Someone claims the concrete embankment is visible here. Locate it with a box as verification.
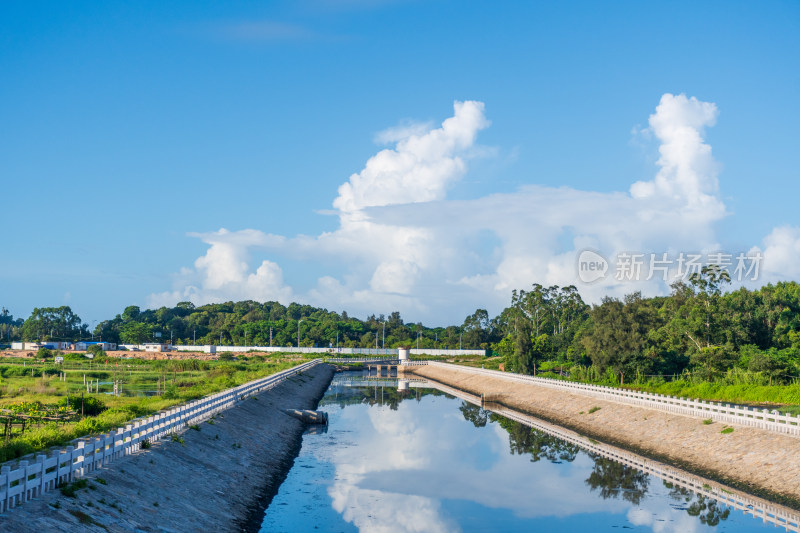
[407,364,800,507]
[0,363,335,532]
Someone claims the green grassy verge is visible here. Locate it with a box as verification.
[0,354,312,462]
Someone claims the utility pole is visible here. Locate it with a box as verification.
[193,329,196,344]
[382,321,385,349]
[459,332,462,350]
[298,319,304,348]
[270,327,273,347]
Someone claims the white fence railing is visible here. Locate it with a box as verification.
[0,359,322,512]
[421,379,800,533]
[410,349,485,356]
[169,346,486,356]
[326,356,398,363]
[422,361,800,438]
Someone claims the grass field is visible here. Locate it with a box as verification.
[0,352,313,462]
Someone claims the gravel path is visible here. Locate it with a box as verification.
[409,364,800,506]
[0,364,335,532]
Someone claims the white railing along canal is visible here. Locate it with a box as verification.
[415,361,800,437]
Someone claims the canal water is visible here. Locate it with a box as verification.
[260,374,787,532]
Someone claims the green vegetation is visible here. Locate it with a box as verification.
[68,509,95,525]
[60,478,88,497]
[4,301,496,350]
[469,274,800,409]
[4,264,800,436]
[721,427,734,434]
[0,354,309,462]
[588,406,601,414]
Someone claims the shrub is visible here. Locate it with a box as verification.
[162,384,179,399]
[588,406,601,414]
[87,344,105,355]
[37,347,53,359]
[140,438,151,449]
[59,395,106,416]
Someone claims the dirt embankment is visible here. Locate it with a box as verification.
[408,365,800,506]
[0,364,335,532]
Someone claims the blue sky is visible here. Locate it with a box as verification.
[1,1,798,326]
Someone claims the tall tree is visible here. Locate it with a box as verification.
[21,306,84,341]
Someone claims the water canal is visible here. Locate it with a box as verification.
[260,373,796,532]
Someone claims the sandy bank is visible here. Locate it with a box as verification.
[408,364,800,506]
[0,364,335,532]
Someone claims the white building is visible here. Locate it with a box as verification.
[12,341,71,351]
[143,343,170,352]
[74,341,116,351]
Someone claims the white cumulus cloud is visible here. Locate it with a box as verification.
[751,225,800,282]
[148,228,292,308]
[333,100,490,214]
[150,94,797,323]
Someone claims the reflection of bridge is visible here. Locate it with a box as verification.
[330,376,427,390]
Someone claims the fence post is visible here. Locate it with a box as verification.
[75,441,85,478]
[37,454,46,497]
[19,461,29,502]
[2,465,10,512]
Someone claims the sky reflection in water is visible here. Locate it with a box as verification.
[260,379,776,532]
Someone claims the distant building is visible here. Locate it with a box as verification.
[143,343,170,352]
[74,341,116,351]
[12,341,71,351]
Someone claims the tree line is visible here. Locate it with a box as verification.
[4,301,500,350]
[500,269,800,385]
[5,268,800,385]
